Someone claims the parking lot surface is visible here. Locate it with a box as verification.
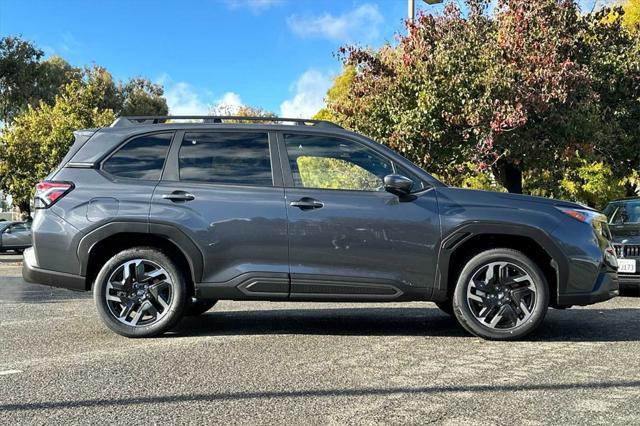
[1,255,639,425]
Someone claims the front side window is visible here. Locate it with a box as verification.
[284,134,393,191]
[179,132,272,186]
[102,133,173,180]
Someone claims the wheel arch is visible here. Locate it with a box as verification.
[79,222,204,292]
[435,222,568,306]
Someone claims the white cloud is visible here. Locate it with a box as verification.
[280,69,333,119]
[226,0,282,13]
[163,81,210,115]
[287,4,384,43]
[158,74,245,116]
[210,92,245,114]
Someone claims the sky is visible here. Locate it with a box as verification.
[0,0,605,118]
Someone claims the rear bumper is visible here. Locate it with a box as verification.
[557,271,619,306]
[22,247,86,291]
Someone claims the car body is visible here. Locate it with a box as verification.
[0,221,32,253]
[603,198,640,294]
[23,116,619,339]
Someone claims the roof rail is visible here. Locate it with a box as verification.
[110,116,343,129]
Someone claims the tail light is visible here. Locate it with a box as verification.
[34,181,74,209]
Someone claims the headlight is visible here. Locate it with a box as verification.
[555,207,611,240]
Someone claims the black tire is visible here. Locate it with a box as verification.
[184,299,217,316]
[435,300,454,316]
[452,248,549,340]
[93,247,187,338]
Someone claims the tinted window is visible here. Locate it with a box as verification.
[284,134,393,191]
[10,223,27,232]
[179,132,272,186]
[103,133,172,180]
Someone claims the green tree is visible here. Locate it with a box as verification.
[0,37,79,124]
[0,66,119,214]
[120,77,169,116]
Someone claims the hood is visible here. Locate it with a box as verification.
[435,187,587,210]
[610,223,640,244]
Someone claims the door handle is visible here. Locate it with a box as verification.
[290,197,324,210]
[162,191,195,202]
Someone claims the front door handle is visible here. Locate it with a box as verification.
[290,197,324,210]
[162,191,195,202]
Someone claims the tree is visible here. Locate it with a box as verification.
[0,66,118,214]
[323,0,638,200]
[120,77,169,116]
[0,36,44,123]
[0,37,79,124]
[622,0,640,31]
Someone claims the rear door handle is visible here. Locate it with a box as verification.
[290,197,324,210]
[162,191,195,202]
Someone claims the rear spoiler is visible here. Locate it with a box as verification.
[45,128,100,179]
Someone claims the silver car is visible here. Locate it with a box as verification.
[0,221,32,253]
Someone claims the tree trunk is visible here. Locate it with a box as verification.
[17,200,31,221]
[493,158,523,194]
[624,181,638,198]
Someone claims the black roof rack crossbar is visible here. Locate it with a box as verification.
[111,116,343,129]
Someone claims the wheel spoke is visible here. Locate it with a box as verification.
[489,305,507,328]
[120,300,135,319]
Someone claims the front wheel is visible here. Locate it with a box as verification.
[452,248,549,340]
[93,247,187,338]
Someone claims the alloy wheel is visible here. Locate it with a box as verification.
[466,261,537,330]
[105,259,174,327]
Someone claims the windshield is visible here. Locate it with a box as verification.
[604,200,640,224]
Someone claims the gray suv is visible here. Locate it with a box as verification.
[23,116,619,340]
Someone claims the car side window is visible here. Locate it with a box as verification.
[102,133,173,180]
[284,134,393,192]
[10,224,26,232]
[179,132,272,186]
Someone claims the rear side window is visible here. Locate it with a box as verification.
[178,132,272,186]
[102,133,172,180]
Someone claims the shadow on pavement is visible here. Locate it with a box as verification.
[170,305,640,342]
[2,379,639,412]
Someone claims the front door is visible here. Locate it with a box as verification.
[149,130,289,298]
[279,132,440,300]
[1,222,31,248]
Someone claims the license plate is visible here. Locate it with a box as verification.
[618,259,637,274]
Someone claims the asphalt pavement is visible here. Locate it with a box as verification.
[1,255,639,425]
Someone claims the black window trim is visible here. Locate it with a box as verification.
[99,130,176,183]
[276,131,432,195]
[161,129,282,188]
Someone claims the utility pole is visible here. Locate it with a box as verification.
[408,0,415,25]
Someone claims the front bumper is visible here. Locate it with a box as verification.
[557,271,619,306]
[22,247,86,291]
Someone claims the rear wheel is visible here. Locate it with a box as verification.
[93,247,187,338]
[452,248,549,340]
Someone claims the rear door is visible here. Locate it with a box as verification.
[278,132,440,300]
[149,130,289,297]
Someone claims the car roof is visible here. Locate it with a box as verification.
[607,197,640,203]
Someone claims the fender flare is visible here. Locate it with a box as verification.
[77,221,204,283]
[434,221,568,302]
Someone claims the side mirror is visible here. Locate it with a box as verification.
[384,174,413,197]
